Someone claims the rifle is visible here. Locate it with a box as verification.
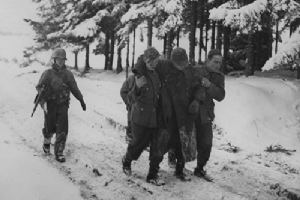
[31,85,46,117]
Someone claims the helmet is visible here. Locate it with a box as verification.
[143,47,160,62]
[51,48,67,60]
[171,47,188,67]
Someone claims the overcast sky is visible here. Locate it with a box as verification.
[0,0,37,35]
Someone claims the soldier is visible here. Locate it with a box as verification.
[191,49,225,181]
[155,47,205,181]
[36,48,86,162]
[120,74,135,143]
[122,47,164,186]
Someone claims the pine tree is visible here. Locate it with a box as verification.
[210,0,300,72]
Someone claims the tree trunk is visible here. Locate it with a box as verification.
[104,32,110,70]
[147,18,153,47]
[84,43,90,72]
[245,33,254,76]
[189,0,198,65]
[74,51,78,70]
[176,27,180,47]
[211,21,216,49]
[297,64,300,79]
[275,20,279,54]
[116,43,123,74]
[163,33,167,56]
[223,26,231,73]
[266,16,273,59]
[216,21,223,51]
[198,0,205,64]
[108,30,115,70]
[205,14,209,58]
[166,29,175,59]
[131,28,136,68]
[126,38,130,78]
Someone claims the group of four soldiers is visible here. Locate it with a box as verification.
[35,47,224,185]
[120,47,225,185]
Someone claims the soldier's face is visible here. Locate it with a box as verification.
[55,58,66,68]
[144,57,159,71]
[173,61,188,71]
[206,55,223,71]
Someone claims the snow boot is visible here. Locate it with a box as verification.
[194,167,213,182]
[146,174,165,186]
[43,143,50,154]
[174,162,191,182]
[55,155,66,163]
[122,156,132,176]
[146,165,165,186]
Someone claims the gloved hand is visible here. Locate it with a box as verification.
[201,77,211,88]
[40,102,47,114]
[188,100,199,114]
[80,100,86,111]
[135,76,147,88]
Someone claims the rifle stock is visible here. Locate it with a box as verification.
[31,85,46,117]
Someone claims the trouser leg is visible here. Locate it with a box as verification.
[42,102,57,144]
[147,128,165,178]
[54,104,69,156]
[195,119,213,169]
[125,119,132,142]
[124,122,152,161]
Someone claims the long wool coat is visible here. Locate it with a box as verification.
[155,59,205,162]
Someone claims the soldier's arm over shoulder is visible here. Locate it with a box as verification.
[67,71,84,102]
[207,73,225,102]
[191,67,206,102]
[155,58,171,80]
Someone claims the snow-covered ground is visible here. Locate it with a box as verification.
[0,60,300,200]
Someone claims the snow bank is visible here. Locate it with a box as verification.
[215,76,300,154]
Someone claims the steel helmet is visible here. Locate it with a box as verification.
[171,47,188,67]
[51,48,67,60]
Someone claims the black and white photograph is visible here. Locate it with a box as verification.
[0,0,300,199]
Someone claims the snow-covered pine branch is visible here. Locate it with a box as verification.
[210,0,267,32]
[156,0,185,36]
[262,26,300,71]
[66,9,109,38]
[209,0,300,33]
[120,0,157,24]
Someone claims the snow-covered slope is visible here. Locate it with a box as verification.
[215,76,300,154]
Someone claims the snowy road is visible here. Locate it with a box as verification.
[0,64,299,200]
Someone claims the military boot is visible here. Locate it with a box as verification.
[122,156,132,176]
[43,137,51,155]
[55,154,66,163]
[174,161,191,182]
[43,143,50,154]
[194,167,213,182]
[146,165,165,186]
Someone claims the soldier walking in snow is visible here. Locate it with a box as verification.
[155,47,206,181]
[120,74,135,143]
[35,48,86,162]
[121,47,165,185]
[191,49,225,181]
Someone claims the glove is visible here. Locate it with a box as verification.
[201,77,211,88]
[80,100,86,111]
[40,102,48,114]
[135,76,147,88]
[188,100,200,114]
